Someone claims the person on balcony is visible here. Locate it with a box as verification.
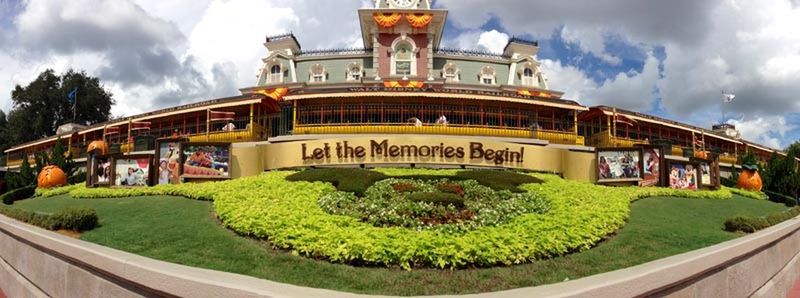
[222,122,236,132]
[436,114,448,126]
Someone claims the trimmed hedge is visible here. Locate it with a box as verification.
[1,185,36,205]
[765,191,798,207]
[43,169,736,269]
[286,168,388,196]
[726,187,768,201]
[286,168,542,195]
[0,205,99,231]
[36,184,84,198]
[724,207,800,233]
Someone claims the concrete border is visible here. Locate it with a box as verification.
[1,213,799,297]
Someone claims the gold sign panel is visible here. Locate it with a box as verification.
[263,136,596,182]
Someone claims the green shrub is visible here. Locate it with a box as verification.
[724,207,800,233]
[765,191,797,207]
[1,185,36,205]
[454,170,542,192]
[407,192,465,208]
[287,168,543,196]
[286,168,388,196]
[51,206,99,231]
[0,205,98,231]
[36,184,84,198]
[727,187,768,200]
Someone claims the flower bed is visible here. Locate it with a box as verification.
[319,178,549,233]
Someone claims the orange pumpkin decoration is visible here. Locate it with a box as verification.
[737,165,763,192]
[38,165,67,189]
[694,151,708,159]
[406,13,433,28]
[87,140,108,155]
[374,12,402,28]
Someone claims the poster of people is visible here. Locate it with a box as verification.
[641,148,661,186]
[669,163,698,190]
[597,149,642,181]
[699,162,712,186]
[94,157,111,185]
[182,144,230,178]
[114,158,152,187]
[157,142,182,185]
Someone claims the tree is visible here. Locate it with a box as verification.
[5,69,114,148]
[0,109,9,150]
[7,157,35,190]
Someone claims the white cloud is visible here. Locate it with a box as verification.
[560,26,622,65]
[186,0,300,89]
[541,53,660,111]
[728,116,796,149]
[476,30,509,54]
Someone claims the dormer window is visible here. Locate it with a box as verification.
[347,63,363,81]
[522,68,535,86]
[480,66,496,85]
[518,61,542,87]
[442,63,460,83]
[310,64,326,83]
[268,64,282,84]
[391,37,417,77]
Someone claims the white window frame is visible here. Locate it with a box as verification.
[522,67,536,86]
[480,66,496,85]
[390,36,417,77]
[347,62,363,81]
[309,63,326,83]
[267,64,283,84]
[442,63,460,83]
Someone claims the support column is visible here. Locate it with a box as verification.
[249,103,255,140]
[206,109,210,142]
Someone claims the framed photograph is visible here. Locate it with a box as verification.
[112,155,154,187]
[87,155,112,187]
[155,140,183,185]
[597,148,643,183]
[691,156,720,188]
[667,160,699,190]
[639,146,664,187]
[181,143,231,179]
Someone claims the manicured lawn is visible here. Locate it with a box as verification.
[11,194,787,296]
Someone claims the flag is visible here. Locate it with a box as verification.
[722,92,735,103]
[67,87,78,105]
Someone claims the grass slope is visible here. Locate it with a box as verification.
[12,194,786,296]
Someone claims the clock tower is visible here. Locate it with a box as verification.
[359,0,447,80]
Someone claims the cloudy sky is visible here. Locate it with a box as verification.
[0,0,799,149]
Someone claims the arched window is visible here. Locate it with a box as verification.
[347,62,363,81]
[310,64,326,83]
[268,64,282,84]
[480,66,496,85]
[522,68,535,86]
[442,63,459,83]
[391,37,417,76]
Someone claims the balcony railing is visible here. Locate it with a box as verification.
[588,131,649,148]
[293,124,584,145]
[186,123,265,143]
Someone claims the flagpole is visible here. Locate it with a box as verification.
[721,90,725,125]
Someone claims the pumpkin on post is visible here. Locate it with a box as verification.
[737,164,763,192]
[87,140,109,155]
[38,165,67,189]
